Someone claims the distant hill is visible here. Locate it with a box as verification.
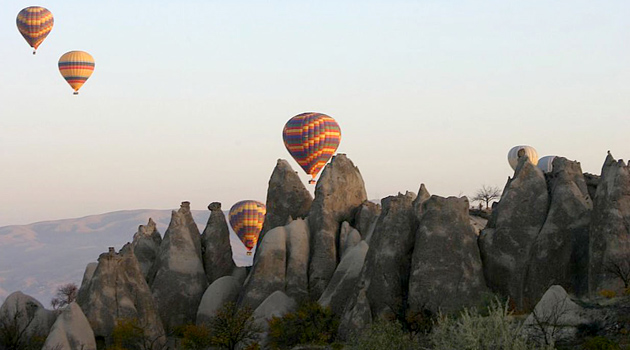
[0,209,254,305]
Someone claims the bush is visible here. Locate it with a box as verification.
[599,290,617,299]
[430,298,553,350]
[267,301,339,349]
[207,302,261,350]
[111,318,145,350]
[346,319,416,350]
[180,324,212,350]
[581,336,621,350]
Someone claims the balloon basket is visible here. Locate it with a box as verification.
[33,50,36,55]
[73,91,79,95]
[309,179,316,185]
[246,251,252,256]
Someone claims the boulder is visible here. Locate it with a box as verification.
[308,154,368,298]
[338,221,361,260]
[196,276,242,325]
[319,241,369,315]
[201,202,236,284]
[0,291,56,342]
[77,245,165,347]
[259,159,312,242]
[285,219,310,301]
[252,291,297,329]
[478,157,549,309]
[131,218,162,281]
[42,303,96,350]
[149,202,208,331]
[524,157,592,306]
[589,153,630,294]
[409,195,487,313]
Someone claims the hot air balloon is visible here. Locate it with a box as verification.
[229,200,266,256]
[282,112,341,184]
[507,145,538,170]
[16,6,54,55]
[537,155,556,173]
[58,51,95,95]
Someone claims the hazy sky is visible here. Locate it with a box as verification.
[1,1,629,227]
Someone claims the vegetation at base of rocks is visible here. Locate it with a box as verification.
[604,255,630,289]
[201,301,260,350]
[50,283,77,310]
[267,301,339,349]
[178,324,212,350]
[430,298,553,350]
[346,319,417,350]
[599,290,617,299]
[581,336,621,350]
[108,318,165,350]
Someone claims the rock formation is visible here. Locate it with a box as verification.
[589,153,630,294]
[478,156,549,309]
[308,154,368,298]
[0,291,56,342]
[77,262,98,306]
[353,200,381,242]
[197,276,242,325]
[201,202,236,284]
[409,195,487,313]
[149,202,208,331]
[284,219,310,301]
[524,157,592,305]
[338,221,361,260]
[319,241,368,315]
[131,218,162,281]
[77,245,165,347]
[42,302,96,350]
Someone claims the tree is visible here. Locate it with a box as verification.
[50,283,78,310]
[472,185,502,210]
[604,254,630,289]
[207,302,261,350]
[0,299,42,350]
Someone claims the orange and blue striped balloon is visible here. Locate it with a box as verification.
[229,200,266,255]
[58,51,95,95]
[282,112,341,184]
[16,6,54,55]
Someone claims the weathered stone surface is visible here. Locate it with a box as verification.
[524,157,592,306]
[478,157,549,309]
[583,173,600,203]
[0,291,56,341]
[78,245,165,347]
[239,226,287,309]
[131,218,162,281]
[77,262,98,305]
[149,202,208,331]
[308,154,368,298]
[252,291,297,329]
[338,288,372,340]
[231,266,249,285]
[339,221,361,260]
[260,159,312,241]
[201,202,236,284]
[412,184,431,220]
[196,276,241,325]
[469,215,488,236]
[409,195,487,313]
[353,200,381,242]
[42,302,96,350]
[319,241,369,315]
[285,219,310,301]
[589,153,630,294]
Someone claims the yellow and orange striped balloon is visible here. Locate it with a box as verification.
[58,51,95,95]
[16,6,54,54]
[229,200,266,255]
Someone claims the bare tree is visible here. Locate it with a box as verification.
[528,295,570,348]
[604,254,630,289]
[472,185,502,210]
[51,283,78,310]
[0,299,40,350]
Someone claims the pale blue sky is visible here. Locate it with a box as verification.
[1,1,629,226]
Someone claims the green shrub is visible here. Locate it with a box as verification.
[581,336,621,350]
[111,318,145,350]
[207,302,261,350]
[267,301,339,349]
[346,319,417,350]
[180,324,212,350]
[430,299,553,350]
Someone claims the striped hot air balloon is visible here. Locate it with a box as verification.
[229,200,266,256]
[507,145,539,170]
[16,6,54,55]
[282,112,341,184]
[58,51,95,95]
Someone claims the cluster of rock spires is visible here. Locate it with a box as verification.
[2,152,630,349]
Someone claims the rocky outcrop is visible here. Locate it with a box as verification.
[42,303,96,350]
[524,157,592,305]
[589,153,630,294]
[149,202,208,331]
[0,291,56,341]
[252,291,297,346]
[197,276,242,325]
[338,222,361,260]
[77,245,165,347]
[338,289,372,340]
[478,157,549,309]
[409,195,487,313]
[308,154,368,298]
[201,202,236,284]
[131,218,162,281]
[353,201,381,242]
[285,219,310,301]
[77,262,98,305]
[259,159,312,240]
[319,241,368,315]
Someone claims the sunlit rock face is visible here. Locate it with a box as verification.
[149,202,207,332]
[478,156,549,310]
[308,154,368,299]
[200,202,236,285]
[589,153,630,294]
[42,302,97,350]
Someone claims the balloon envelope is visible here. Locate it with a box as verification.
[16,6,53,53]
[58,51,95,94]
[228,200,266,254]
[537,155,556,173]
[507,145,538,170]
[282,112,341,182]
